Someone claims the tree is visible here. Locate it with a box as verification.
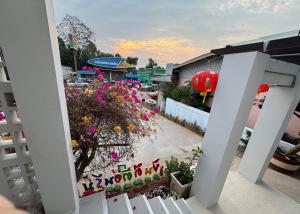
[57,14,95,49]
[96,52,114,57]
[66,79,156,181]
[58,37,73,67]
[115,53,121,57]
[126,57,138,66]
[77,41,99,67]
[146,58,157,68]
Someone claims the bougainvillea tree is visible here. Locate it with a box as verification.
[65,74,157,181]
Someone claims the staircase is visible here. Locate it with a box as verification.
[79,191,194,214]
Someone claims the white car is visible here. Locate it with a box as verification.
[67,78,89,87]
[145,99,157,105]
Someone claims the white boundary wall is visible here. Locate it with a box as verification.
[165,98,209,131]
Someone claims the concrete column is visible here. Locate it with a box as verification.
[191,52,269,208]
[0,0,79,213]
[239,68,300,183]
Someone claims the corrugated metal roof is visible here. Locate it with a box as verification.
[230,30,300,46]
[211,30,300,65]
[173,53,216,69]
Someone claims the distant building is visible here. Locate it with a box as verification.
[87,57,133,82]
[172,53,223,86]
[168,30,300,137]
[125,73,141,81]
[77,70,97,79]
[151,63,174,84]
[137,67,166,83]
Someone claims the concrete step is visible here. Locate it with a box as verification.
[107,193,133,214]
[164,198,182,214]
[79,191,108,214]
[175,198,193,214]
[130,195,153,214]
[148,196,170,214]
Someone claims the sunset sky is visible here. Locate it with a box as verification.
[53,0,300,67]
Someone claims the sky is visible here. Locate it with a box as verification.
[53,0,300,67]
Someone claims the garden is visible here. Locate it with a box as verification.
[64,70,205,200]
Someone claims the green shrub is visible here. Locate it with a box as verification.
[165,156,180,178]
[144,177,152,183]
[152,173,160,181]
[164,81,211,112]
[133,178,143,186]
[105,187,113,192]
[123,183,133,191]
[113,184,121,192]
[165,148,203,185]
[176,161,193,185]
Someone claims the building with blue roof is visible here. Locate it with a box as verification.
[87,57,133,82]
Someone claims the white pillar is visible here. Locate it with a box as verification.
[0,0,79,213]
[239,68,300,183]
[191,52,269,208]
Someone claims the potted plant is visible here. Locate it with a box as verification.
[165,147,202,198]
[270,142,300,174]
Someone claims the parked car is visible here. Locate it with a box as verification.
[145,99,157,106]
[141,84,152,91]
[66,78,89,88]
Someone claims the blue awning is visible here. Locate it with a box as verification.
[77,70,96,75]
[88,57,123,69]
[126,73,141,79]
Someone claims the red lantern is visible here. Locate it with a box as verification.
[191,70,219,92]
[82,66,87,70]
[191,70,219,103]
[257,84,269,94]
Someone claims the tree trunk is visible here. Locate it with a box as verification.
[75,147,96,182]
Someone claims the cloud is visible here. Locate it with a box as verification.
[114,37,208,64]
[217,0,293,13]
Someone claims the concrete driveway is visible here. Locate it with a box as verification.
[133,114,300,203]
[133,113,203,164]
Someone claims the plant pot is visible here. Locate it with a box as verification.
[170,171,192,199]
[269,153,300,174]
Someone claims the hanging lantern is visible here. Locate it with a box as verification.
[82,66,87,70]
[191,70,219,103]
[257,84,269,94]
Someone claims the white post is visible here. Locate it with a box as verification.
[239,68,300,183]
[190,52,269,208]
[0,0,79,213]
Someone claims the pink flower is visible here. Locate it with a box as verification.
[97,88,104,94]
[150,111,156,116]
[137,82,142,88]
[96,96,106,104]
[93,67,100,73]
[87,126,97,134]
[97,75,104,82]
[104,83,111,89]
[153,107,160,113]
[143,115,149,121]
[81,66,87,70]
[111,151,119,159]
[87,67,93,71]
[0,112,5,121]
